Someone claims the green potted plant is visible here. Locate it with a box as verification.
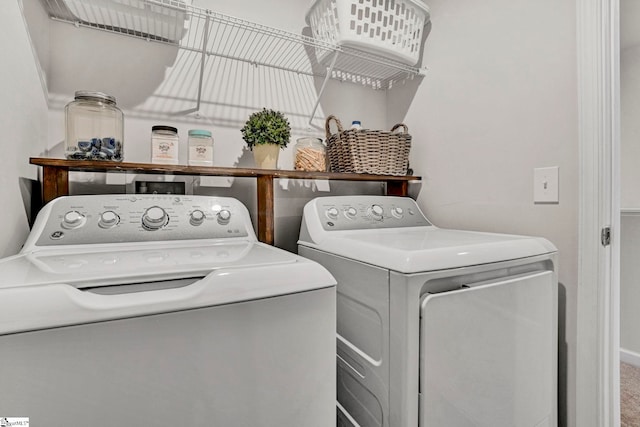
[241,108,291,169]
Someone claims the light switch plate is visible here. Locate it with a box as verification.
[534,166,559,203]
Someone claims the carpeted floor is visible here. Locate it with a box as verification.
[621,362,640,427]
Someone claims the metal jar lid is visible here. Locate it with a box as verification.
[74,90,116,104]
[296,137,323,146]
[152,125,178,134]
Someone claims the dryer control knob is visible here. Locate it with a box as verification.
[391,207,404,219]
[142,206,168,230]
[326,207,339,220]
[98,210,120,229]
[369,204,384,221]
[345,207,358,219]
[61,210,86,229]
[190,209,206,226]
[217,209,231,224]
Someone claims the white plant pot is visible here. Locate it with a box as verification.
[252,144,280,169]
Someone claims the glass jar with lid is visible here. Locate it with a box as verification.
[294,137,326,171]
[188,129,214,166]
[65,91,124,161]
[151,125,179,165]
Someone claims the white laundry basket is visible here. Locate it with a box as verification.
[306,0,430,66]
[63,0,191,43]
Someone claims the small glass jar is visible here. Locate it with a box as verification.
[151,125,179,165]
[65,91,124,161]
[294,137,326,171]
[188,129,214,166]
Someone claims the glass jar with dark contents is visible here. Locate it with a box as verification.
[65,91,124,161]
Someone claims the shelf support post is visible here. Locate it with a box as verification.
[42,166,69,204]
[257,174,275,245]
[308,51,340,125]
[386,180,409,196]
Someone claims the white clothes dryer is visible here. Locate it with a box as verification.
[298,195,558,427]
[0,194,336,427]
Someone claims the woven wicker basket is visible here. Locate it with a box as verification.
[325,115,411,175]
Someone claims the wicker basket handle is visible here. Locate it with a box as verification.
[391,123,409,134]
[325,115,345,139]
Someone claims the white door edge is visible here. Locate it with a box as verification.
[576,0,621,426]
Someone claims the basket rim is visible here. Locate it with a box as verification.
[305,0,431,25]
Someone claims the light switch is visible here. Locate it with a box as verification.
[534,166,559,203]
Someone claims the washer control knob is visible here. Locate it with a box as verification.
[142,206,168,230]
[217,209,231,224]
[391,207,404,219]
[190,209,206,226]
[98,210,120,229]
[369,204,384,221]
[345,207,358,219]
[326,207,339,220]
[61,211,86,229]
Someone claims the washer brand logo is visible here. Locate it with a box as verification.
[0,418,29,426]
[50,230,64,240]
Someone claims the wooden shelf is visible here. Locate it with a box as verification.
[30,157,421,244]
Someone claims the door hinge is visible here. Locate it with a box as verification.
[601,226,611,246]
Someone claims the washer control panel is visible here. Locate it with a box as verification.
[30,195,254,248]
[310,196,431,231]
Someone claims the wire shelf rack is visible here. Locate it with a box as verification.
[40,0,426,121]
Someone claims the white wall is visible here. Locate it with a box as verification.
[388,0,579,425]
[619,0,640,362]
[620,45,640,208]
[0,1,49,256]
[621,0,640,209]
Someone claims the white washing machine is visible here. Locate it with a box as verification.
[0,194,336,427]
[298,195,558,427]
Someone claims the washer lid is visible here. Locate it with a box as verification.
[0,241,336,335]
[299,226,557,273]
[0,241,300,289]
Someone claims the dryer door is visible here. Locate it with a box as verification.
[419,270,557,427]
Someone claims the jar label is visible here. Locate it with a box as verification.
[189,144,213,163]
[152,138,178,162]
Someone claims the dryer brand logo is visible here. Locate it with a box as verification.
[0,418,29,426]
